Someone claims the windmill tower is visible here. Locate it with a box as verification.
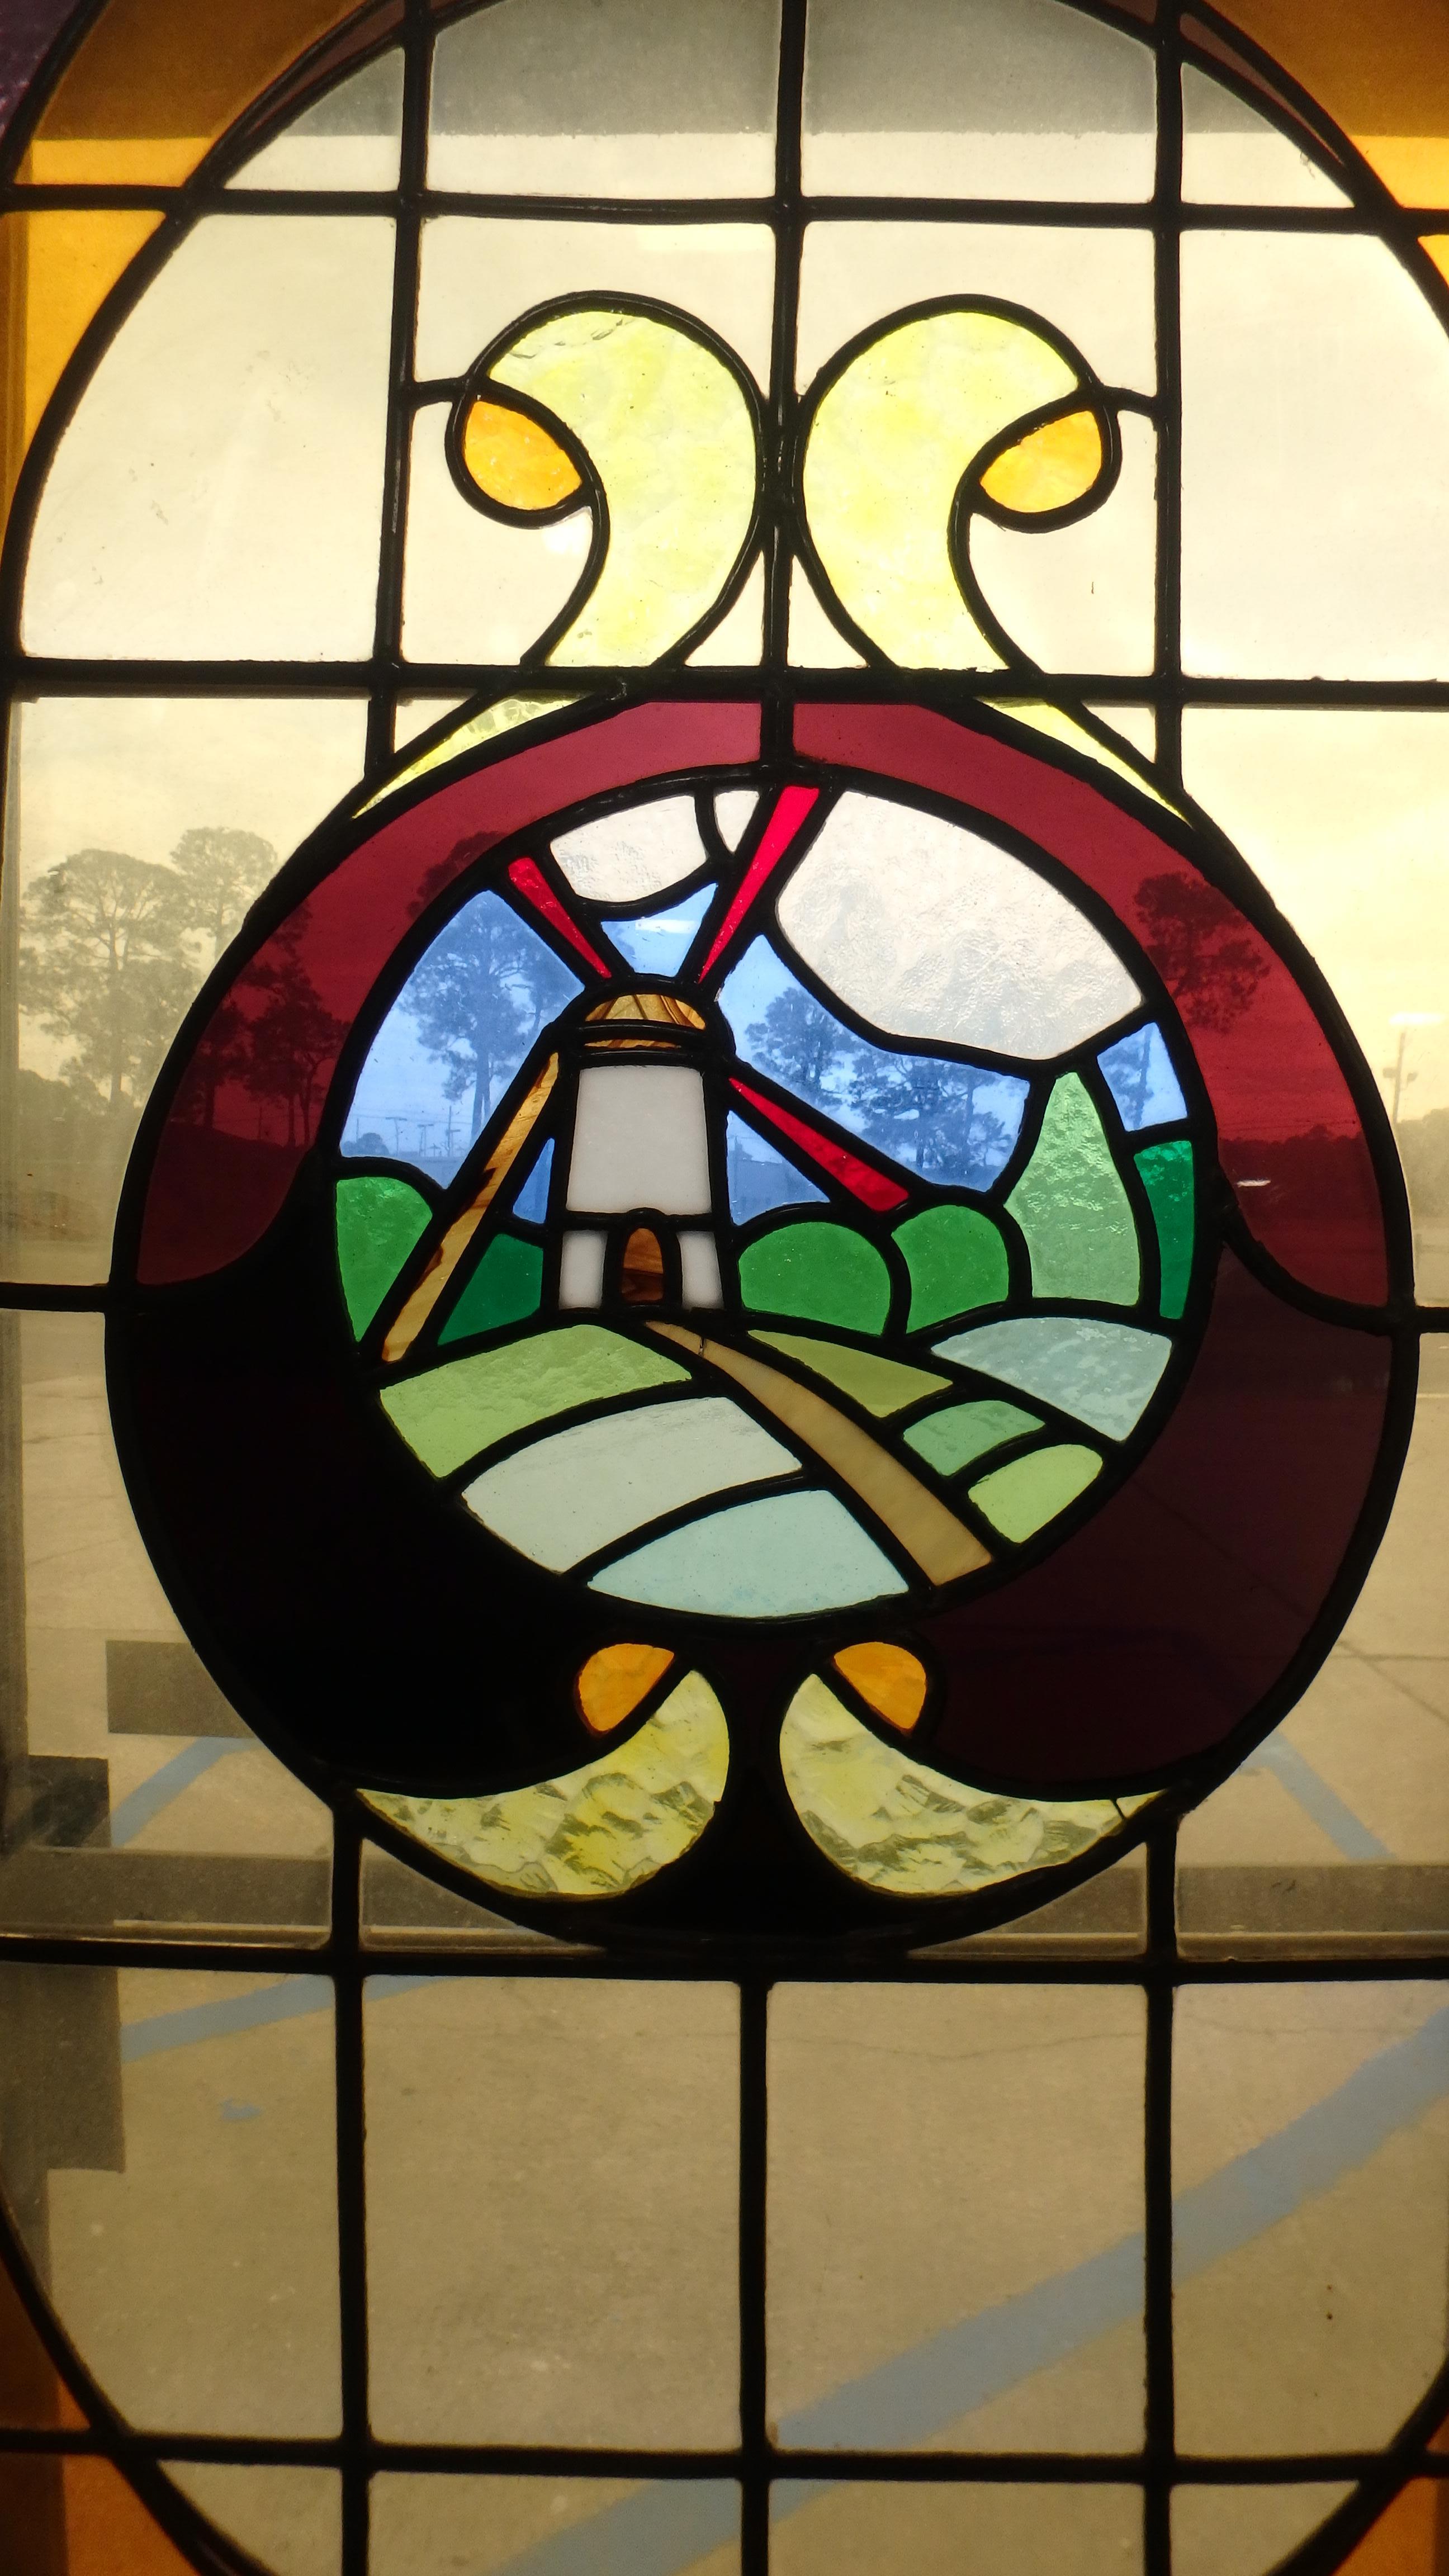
[553,992,724,1311]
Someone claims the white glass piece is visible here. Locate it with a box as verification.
[686,555,766,666]
[1181,65,1351,209]
[797,223,1155,400]
[463,1394,799,1569]
[1171,2486,1352,2576]
[1097,1024,1188,1132]
[679,1232,724,1306]
[934,1317,1171,1442]
[969,411,1157,676]
[1182,231,1449,680]
[777,793,1140,1057]
[716,790,759,851]
[803,0,1156,201]
[558,1232,606,1306]
[553,795,708,902]
[428,0,779,198]
[416,217,775,395]
[592,1489,909,1616]
[608,883,714,975]
[402,405,591,666]
[167,2466,342,2576]
[566,1064,713,1215]
[789,561,867,666]
[228,49,403,190]
[24,217,395,660]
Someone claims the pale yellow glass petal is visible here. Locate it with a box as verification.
[363,1670,729,1898]
[488,307,757,665]
[801,307,1081,668]
[358,690,584,812]
[780,1674,1143,1897]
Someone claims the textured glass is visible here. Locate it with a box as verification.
[594,1488,910,1617]
[2,695,368,1284]
[1183,709,1449,1302]
[461,1396,799,1568]
[164,2465,341,2576]
[803,0,1154,200]
[1171,2486,1353,2576]
[553,795,709,902]
[970,1441,1102,1539]
[334,1177,431,1337]
[437,1230,542,1339]
[609,884,715,976]
[0,1312,330,1941]
[0,1966,339,2433]
[381,1327,689,1476]
[1182,232,1449,680]
[905,1396,1042,1475]
[1097,1022,1188,1132]
[23,219,395,660]
[227,49,402,191]
[778,797,1140,1055]
[1006,1074,1141,1304]
[750,1334,947,1417]
[772,2480,1142,2574]
[428,0,779,198]
[768,1986,1145,2449]
[933,1317,1171,1442]
[738,1221,892,1331]
[365,1978,738,2445]
[1173,1985,1449,2454]
[895,1205,1011,1328]
[780,1677,1142,1896]
[1137,1140,1195,1320]
[371,2473,740,2576]
[366,1671,730,1898]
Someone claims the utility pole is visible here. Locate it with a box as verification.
[1383,1013,1442,1129]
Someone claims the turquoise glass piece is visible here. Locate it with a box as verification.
[970,1443,1102,1541]
[438,1233,543,1343]
[934,1316,1171,1441]
[1136,1139,1195,1320]
[726,1114,827,1221]
[905,1398,1042,1477]
[591,1489,909,1616]
[1006,1072,1140,1304]
[511,1137,554,1223]
[607,882,714,974]
[1097,1022,1187,1132]
[462,1393,800,1570]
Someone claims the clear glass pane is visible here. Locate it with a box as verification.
[0,1310,331,1941]
[1182,231,1449,680]
[1182,709,1449,1303]
[165,2463,341,2576]
[364,1977,739,2445]
[1171,2484,1353,2576]
[361,1837,572,1950]
[803,0,1156,201]
[1181,63,1349,207]
[1,695,369,1285]
[915,1844,1147,1958]
[428,0,779,199]
[0,1966,340,2435]
[371,2473,740,2576]
[772,2480,1143,2574]
[768,1985,1145,2450]
[226,48,403,192]
[1177,1378,1449,1954]
[1173,1982,1449,2452]
[22,217,395,660]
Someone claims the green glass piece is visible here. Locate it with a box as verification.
[738,1222,892,1332]
[905,1398,1042,1477]
[780,1675,1143,1897]
[1006,1073,1140,1305]
[364,1669,729,1900]
[934,1317,1171,1441]
[893,1203,1009,1329]
[970,1442,1102,1542]
[491,308,757,667]
[335,1175,432,1339]
[751,1331,948,1417]
[1135,1139,1195,1320]
[439,1232,543,1344]
[381,1327,689,1476]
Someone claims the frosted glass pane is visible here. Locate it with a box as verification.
[969,411,1157,676]
[554,794,708,901]
[803,0,1155,200]
[1171,2485,1351,2576]
[227,48,402,190]
[1173,1983,1449,2452]
[797,223,1154,397]
[401,402,591,666]
[23,218,394,660]
[166,2466,340,2576]
[1182,709,1449,1300]
[2,696,368,1284]
[429,0,779,197]
[365,1978,738,2444]
[558,1229,606,1306]
[415,217,775,394]
[0,1965,339,2434]
[566,1063,713,1214]
[773,2482,1142,2574]
[1182,233,1449,679]
[0,1313,332,1940]
[462,1394,798,1569]
[778,794,1139,1056]
[1181,63,1349,207]
[371,2474,739,2576]
[593,1487,909,1617]
[768,1986,1145,2450]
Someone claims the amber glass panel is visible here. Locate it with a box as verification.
[0,209,161,529]
[1214,0,1449,203]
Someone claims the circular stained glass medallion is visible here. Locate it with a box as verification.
[110,698,1405,1943]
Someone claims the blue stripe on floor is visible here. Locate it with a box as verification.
[1245,1732,1390,1862]
[107,1739,242,1849]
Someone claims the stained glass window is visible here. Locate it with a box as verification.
[3,2,1449,2572]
